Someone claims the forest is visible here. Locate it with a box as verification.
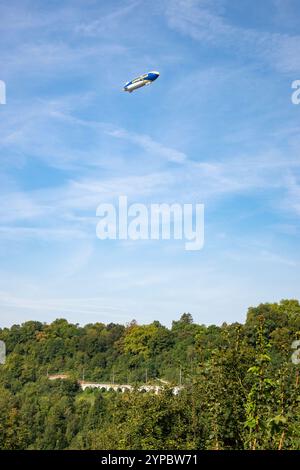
[0,299,300,450]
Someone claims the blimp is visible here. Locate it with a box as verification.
[123,71,160,93]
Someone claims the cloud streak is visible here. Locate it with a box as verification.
[165,0,300,72]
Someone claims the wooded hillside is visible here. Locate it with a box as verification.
[0,300,300,450]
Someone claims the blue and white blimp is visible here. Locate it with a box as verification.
[123,71,160,93]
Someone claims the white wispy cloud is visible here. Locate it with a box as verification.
[0,98,187,172]
[75,1,141,36]
[164,0,300,72]
[106,128,187,163]
[0,291,131,319]
[1,94,300,241]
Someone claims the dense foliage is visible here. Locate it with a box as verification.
[0,300,300,450]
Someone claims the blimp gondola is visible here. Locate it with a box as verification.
[123,71,160,93]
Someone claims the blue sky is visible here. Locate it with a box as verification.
[0,0,300,327]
